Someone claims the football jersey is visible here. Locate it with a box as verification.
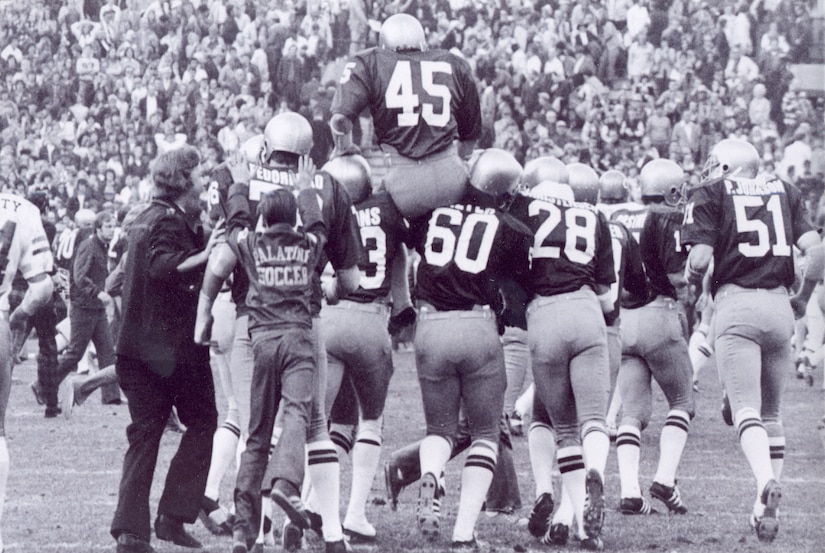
[332,47,482,159]
[0,193,53,300]
[639,204,687,301]
[681,173,812,295]
[409,190,532,311]
[225,164,364,315]
[603,201,648,242]
[345,191,408,303]
[53,226,94,299]
[509,191,615,298]
[604,219,648,323]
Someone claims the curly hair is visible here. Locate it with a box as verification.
[151,145,200,200]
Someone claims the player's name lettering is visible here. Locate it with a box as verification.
[0,198,22,212]
[248,164,325,189]
[524,192,573,207]
[447,203,495,215]
[613,212,647,230]
[254,244,311,264]
[355,206,382,227]
[257,265,309,287]
[724,179,785,196]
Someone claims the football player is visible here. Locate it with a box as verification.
[318,154,410,542]
[614,159,695,516]
[329,13,482,218]
[681,138,825,543]
[408,149,531,548]
[0,191,55,552]
[509,157,615,551]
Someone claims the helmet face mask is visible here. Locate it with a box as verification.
[379,14,427,52]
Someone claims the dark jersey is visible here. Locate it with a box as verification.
[52,226,94,299]
[604,220,648,323]
[332,47,482,159]
[409,190,532,311]
[229,190,326,333]
[509,192,615,298]
[207,162,233,221]
[681,174,812,295]
[226,165,364,315]
[639,205,687,301]
[345,191,408,303]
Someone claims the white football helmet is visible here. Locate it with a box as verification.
[522,157,569,190]
[640,158,685,206]
[263,112,313,162]
[322,155,372,205]
[240,134,265,165]
[701,138,759,181]
[469,148,522,198]
[566,163,600,205]
[598,170,627,203]
[379,14,427,52]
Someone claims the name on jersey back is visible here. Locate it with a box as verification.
[724,178,785,196]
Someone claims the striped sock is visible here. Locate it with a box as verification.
[307,440,343,542]
[330,423,355,459]
[528,423,556,496]
[653,410,690,487]
[205,420,241,500]
[616,425,642,498]
[765,422,785,481]
[557,446,586,538]
[344,420,382,536]
[736,410,774,495]
[452,440,497,542]
[582,422,609,476]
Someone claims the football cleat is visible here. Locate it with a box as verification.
[324,539,352,553]
[540,523,569,546]
[580,536,605,551]
[271,480,311,530]
[384,459,405,511]
[754,479,782,543]
[527,492,555,537]
[649,481,688,514]
[583,469,606,539]
[450,536,483,550]
[417,472,441,538]
[620,497,657,515]
[282,519,303,551]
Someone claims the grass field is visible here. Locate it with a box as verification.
[4,345,825,552]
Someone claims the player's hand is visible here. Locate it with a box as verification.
[388,306,416,336]
[8,307,29,331]
[295,155,316,191]
[227,149,252,184]
[194,313,214,345]
[790,294,808,320]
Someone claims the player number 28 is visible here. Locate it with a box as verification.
[425,207,499,274]
[529,201,597,265]
[732,195,791,257]
[385,61,452,128]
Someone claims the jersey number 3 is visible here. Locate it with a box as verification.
[385,61,452,128]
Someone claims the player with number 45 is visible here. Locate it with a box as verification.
[329,13,482,219]
[681,138,825,543]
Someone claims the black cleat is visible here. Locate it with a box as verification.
[540,523,569,546]
[417,472,440,538]
[754,479,782,543]
[649,481,687,514]
[583,469,605,538]
[620,496,657,515]
[527,492,555,537]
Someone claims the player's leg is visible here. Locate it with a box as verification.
[31,297,60,417]
[54,306,97,385]
[604,324,622,436]
[414,314,462,539]
[502,326,531,436]
[383,149,469,219]
[527,395,557,538]
[89,310,120,404]
[453,315,505,545]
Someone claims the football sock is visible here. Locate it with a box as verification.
[205,420,241,501]
[307,440,343,541]
[514,384,535,421]
[452,440,497,542]
[419,435,452,484]
[581,422,609,477]
[653,409,690,487]
[765,421,785,481]
[688,330,712,383]
[552,481,574,526]
[735,409,774,503]
[557,446,586,538]
[330,423,355,461]
[528,423,556,496]
[616,424,642,498]
[344,420,382,536]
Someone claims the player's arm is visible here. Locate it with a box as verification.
[9,273,53,329]
[329,58,369,156]
[195,239,238,345]
[454,57,483,160]
[594,214,617,314]
[790,230,825,319]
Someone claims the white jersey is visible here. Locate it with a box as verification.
[0,193,53,303]
[598,201,648,242]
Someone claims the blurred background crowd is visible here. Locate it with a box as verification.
[0,0,823,228]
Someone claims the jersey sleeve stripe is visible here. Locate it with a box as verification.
[32,247,50,256]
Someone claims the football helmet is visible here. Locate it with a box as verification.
[566,163,600,205]
[640,159,685,206]
[322,155,372,205]
[598,170,627,203]
[240,134,265,165]
[263,112,313,161]
[469,148,522,198]
[379,14,427,52]
[522,157,569,190]
[701,138,759,181]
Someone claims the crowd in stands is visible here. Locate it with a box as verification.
[0,0,824,230]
